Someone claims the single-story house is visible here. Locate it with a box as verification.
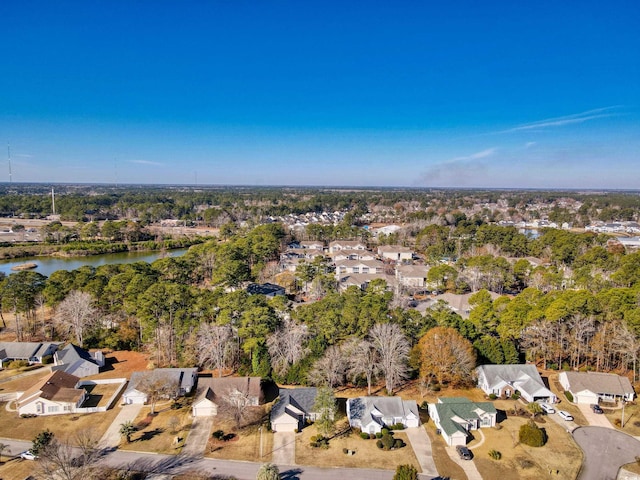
[270,387,318,432]
[424,292,503,318]
[0,341,59,368]
[377,245,413,262]
[329,250,377,262]
[346,396,420,434]
[17,370,87,416]
[123,368,198,405]
[246,283,286,298]
[476,364,556,403]
[428,397,497,446]
[52,344,105,378]
[192,376,263,417]
[559,371,635,404]
[334,259,384,277]
[337,273,395,292]
[300,241,324,251]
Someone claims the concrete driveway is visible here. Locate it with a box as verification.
[100,403,144,448]
[272,431,296,465]
[573,426,640,480]
[445,446,483,480]
[578,404,614,429]
[182,416,214,457]
[404,426,439,478]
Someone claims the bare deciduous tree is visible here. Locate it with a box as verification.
[220,386,255,428]
[343,338,380,395]
[369,323,409,394]
[35,436,101,480]
[266,316,309,377]
[136,370,180,414]
[197,323,237,377]
[308,345,346,388]
[54,290,96,347]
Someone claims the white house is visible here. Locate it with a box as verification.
[17,370,87,416]
[476,364,556,403]
[346,396,419,434]
[334,259,384,277]
[559,371,635,404]
[428,397,497,446]
[192,376,263,417]
[270,388,318,432]
[377,245,413,262]
[53,344,104,378]
[123,368,198,405]
[328,240,368,253]
[396,265,429,288]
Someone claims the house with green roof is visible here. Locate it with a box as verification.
[428,397,497,446]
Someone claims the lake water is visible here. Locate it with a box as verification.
[0,248,189,278]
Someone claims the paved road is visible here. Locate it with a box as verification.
[573,426,640,480]
[404,426,439,478]
[99,403,144,448]
[182,416,214,457]
[0,437,32,458]
[445,446,483,480]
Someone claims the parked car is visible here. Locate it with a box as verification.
[558,410,574,421]
[591,404,604,414]
[19,450,37,460]
[456,445,473,460]
[539,403,555,414]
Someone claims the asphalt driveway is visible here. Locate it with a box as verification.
[573,426,640,480]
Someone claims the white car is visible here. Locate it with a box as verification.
[539,403,555,414]
[558,410,574,421]
[19,450,37,460]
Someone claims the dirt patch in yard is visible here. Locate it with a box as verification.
[295,420,420,471]
[86,350,150,380]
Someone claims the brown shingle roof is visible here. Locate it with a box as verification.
[17,370,83,407]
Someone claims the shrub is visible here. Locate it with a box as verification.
[512,390,521,400]
[212,430,225,440]
[391,423,405,430]
[8,360,28,369]
[381,428,390,436]
[360,432,370,440]
[519,420,547,447]
[488,449,502,460]
[431,384,441,392]
[376,439,383,449]
[369,433,376,439]
[565,391,574,402]
[393,464,418,480]
[378,432,396,450]
[41,355,53,365]
[310,435,329,448]
[375,432,383,439]
[488,393,497,400]
[393,438,405,449]
[614,418,622,427]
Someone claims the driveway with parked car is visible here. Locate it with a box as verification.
[578,403,614,429]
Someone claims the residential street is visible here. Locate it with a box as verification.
[573,426,640,480]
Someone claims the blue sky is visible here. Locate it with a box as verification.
[1,1,638,188]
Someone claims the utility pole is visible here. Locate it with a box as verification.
[51,188,56,216]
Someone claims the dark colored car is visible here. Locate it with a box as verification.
[456,445,473,460]
[591,404,604,414]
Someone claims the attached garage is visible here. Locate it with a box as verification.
[574,390,599,405]
[271,412,299,432]
[192,397,217,417]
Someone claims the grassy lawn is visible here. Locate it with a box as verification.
[0,364,48,382]
[472,414,582,479]
[0,370,52,393]
[0,458,38,480]
[604,401,640,435]
[120,403,194,454]
[205,415,274,463]
[0,401,120,443]
[294,420,420,471]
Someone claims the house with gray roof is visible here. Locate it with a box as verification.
[52,344,105,378]
[0,341,59,368]
[476,364,556,403]
[123,368,198,405]
[346,396,420,434]
[428,397,497,446]
[192,376,263,417]
[559,371,635,404]
[270,387,318,432]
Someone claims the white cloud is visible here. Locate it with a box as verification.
[130,159,163,166]
[525,142,536,149]
[450,147,497,162]
[499,106,621,133]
